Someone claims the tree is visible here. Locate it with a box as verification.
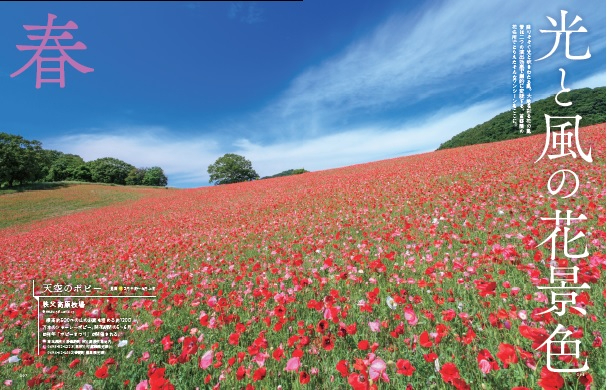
[125,167,146,186]
[86,157,135,185]
[125,167,168,186]
[207,153,259,185]
[40,149,65,180]
[71,164,92,182]
[142,166,168,187]
[0,132,46,187]
[46,153,85,182]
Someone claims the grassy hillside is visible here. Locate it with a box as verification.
[0,182,173,229]
[438,87,605,150]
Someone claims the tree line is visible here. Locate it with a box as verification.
[437,87,606,150]
[0,132,168,188]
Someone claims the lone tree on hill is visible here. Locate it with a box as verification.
[207,153,259,185]
[142,166,168,187]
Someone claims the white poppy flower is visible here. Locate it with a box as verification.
[7,355,20,363]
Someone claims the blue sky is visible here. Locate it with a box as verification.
[0,1,604,187]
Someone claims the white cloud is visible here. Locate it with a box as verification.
[533,71,606,101]
[255,0,604,138]
[234,101,504,176]
[569,71,606,90]
[45,129,221,186]
[45,101,504,186]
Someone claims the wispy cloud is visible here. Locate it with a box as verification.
[533,71,606,101]
[228,2,264,24]
[569,71,606,90]
[253,0,604,139]
[45,101,504,187]
[233,100,506,175]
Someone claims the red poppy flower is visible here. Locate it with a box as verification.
[537,367,564,390]
[530,308,556,324]
[104,357,116,366]
[274,305,286,317]
[292,349,304,358]
[358,340,369,351]
[248,344,260,356]
[475,280,497,297]
[236,366,247,381]
[451,377,470,390]
[253,367,266,382]
[272,347,284,361]
[26,375,43,387]
[348,372,369,390]
[519,325,550,350]
[577,373,593,387]
[346,323,357,335]
[181,336,198,356]
[439,362,460,383]
[419,331,433,348]
[442,309,456,322]
[21,352,34,366]
[496,343,518,368]
[396,359,415,376]
[228,332,240,346]
[321,334,335,351]
[461,327,476,345]
[336,360,349,377]
[299,371,310,384]
[148,366,165,379]
[95,364,109,379]
[592,335,603,347]
[173,293,185,306]
[317,319,329,334]
[298,336,310,347]
[168,353,178,365]
[149,372,175,390]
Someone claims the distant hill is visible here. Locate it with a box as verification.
[437,87,605,150]
[261,168,308,179]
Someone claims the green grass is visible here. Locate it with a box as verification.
[0,182,170,229]
[0,181,72,195]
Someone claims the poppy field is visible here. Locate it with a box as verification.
[0,124,605,389]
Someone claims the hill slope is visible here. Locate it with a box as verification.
[0,182,172,229]
[0,125,604,389]
[438,87,605,150]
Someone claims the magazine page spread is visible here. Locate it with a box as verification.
[0,1,605,389]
